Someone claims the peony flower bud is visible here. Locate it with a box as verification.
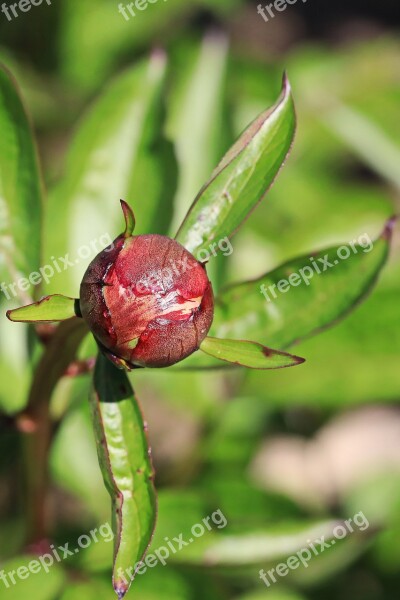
[79,202,214,368]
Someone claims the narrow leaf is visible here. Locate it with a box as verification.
[6,294,77,323]
[175,73,295,255]
[200,337,304,369]
[324,104,400,190]
[213,217,395,349]
[0,64,43,295]
[167,32,230,234]
[91,353,157,599]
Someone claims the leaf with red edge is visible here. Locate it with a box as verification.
[175,73,296,257]
[200,337,305,370]
[90,353,157,599]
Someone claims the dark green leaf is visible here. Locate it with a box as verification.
[90,353,157,599]
[175,74,295,255]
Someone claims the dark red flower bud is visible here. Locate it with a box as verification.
[79,202,214,368]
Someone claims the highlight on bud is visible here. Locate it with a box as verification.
[79,201,214,368]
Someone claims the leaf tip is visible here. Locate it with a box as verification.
[282,70,291,96]
[120,200,136,238]
[5,309,13,322]
[381,214,398,241]
[293,354,306,365]
[264,347,305,367]
[114,587,128,600]
[113,577,129,600]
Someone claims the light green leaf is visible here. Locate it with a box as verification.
[0,555,65,600]
[90,353,157,599]
[59,0,195,92]
[167,32,230,233]
[0,64,43,298]
[200,337,304,370]
[175,74,295,255]
[161,519,341,566]
[324,103,400,190]
[59,570,191,600]
[6,294,77,323]
[45,52,177,294]
[237,591,307,600]
[213,217,394,350]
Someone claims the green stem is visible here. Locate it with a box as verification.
[18,318,89,545]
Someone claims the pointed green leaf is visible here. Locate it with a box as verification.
[45,52,177,294]
[0,64,43,295]
[213,218,395,349]
[91,353,157,599]
[200,337,304,370]
[175,74,295,255]
[6,294,77,323]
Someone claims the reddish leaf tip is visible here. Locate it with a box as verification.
[261,345,305,366]
[293,355,306,365]
[381,214,398,241]
[120,200,136,238]
[114,583,128,599]
[150,46,167,66]
[282,71,291,96]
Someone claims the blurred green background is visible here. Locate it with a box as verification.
[0,1,400,599]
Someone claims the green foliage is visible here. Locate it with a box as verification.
[7,295,77,323]
[0,8,399,600]
[213,220,393,348]
[200,337,304,369]
[0,64,43,294]
[175,75,295,256]
[0,556,65,600]
[45,53,177,295]
[91,353,157,597]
